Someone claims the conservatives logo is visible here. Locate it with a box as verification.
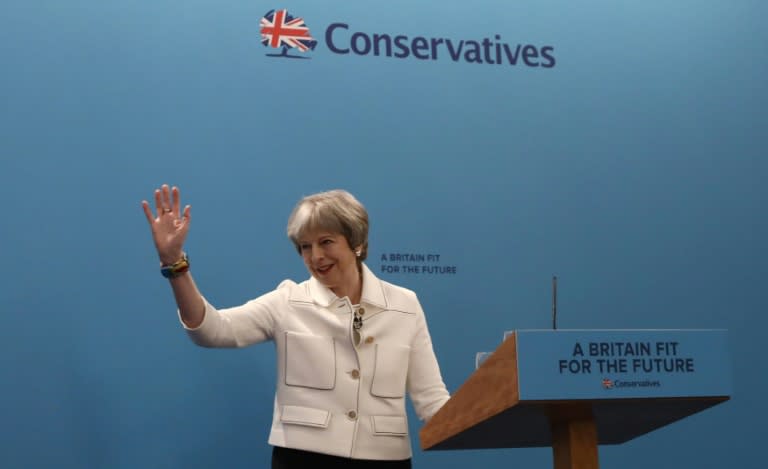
[603,378,662,389]
[260,9,318,59]
[260,9,556,68]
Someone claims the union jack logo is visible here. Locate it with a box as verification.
[602,378,614,389]
[260,9,318,56]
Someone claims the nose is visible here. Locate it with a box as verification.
[310,243,324,263]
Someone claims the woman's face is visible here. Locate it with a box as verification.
[298,230,360,299]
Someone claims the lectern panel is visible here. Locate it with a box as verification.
[514,329,731,401]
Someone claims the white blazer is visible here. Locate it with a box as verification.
[182,263,450,460]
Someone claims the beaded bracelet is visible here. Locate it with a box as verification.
[161,253,190,279]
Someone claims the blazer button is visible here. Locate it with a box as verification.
[364,336,374,345]
[347,410,358,420]
[350,369,360,379]
[358,307,365,316]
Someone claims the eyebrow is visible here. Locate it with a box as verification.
[299,233,336,243]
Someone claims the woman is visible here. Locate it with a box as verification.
[141,185,450,468]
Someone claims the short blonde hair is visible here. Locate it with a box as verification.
[287,190,369,261]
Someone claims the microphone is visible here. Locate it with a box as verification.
[552,275,558,330]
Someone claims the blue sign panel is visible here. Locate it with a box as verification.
[510,329,732,401]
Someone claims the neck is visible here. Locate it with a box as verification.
[332,265,363,304]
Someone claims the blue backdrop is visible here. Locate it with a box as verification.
[1,1,765,467]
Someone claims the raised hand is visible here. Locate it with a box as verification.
[141,184,191,265]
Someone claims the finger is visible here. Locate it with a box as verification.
[161,184,172,212]
[141,200,155,224]
[178,205,192,236]
[172,186,181,216]
[153,189,163,215]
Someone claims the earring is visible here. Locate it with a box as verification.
[355,250,362,257]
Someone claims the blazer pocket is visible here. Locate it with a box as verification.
[371,415,408,436]
[285,331,336,390]
[280,405,330,428]
[370,343,410,398]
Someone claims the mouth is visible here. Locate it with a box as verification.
[315,264,334,275]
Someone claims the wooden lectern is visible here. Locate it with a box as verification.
[420,329,731,469]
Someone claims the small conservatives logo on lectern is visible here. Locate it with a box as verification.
[602,378,614,389]
[260,9,318,59]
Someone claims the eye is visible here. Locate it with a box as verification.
[299,243,311,251]
[321,238,334,245]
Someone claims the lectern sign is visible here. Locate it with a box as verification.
[421,328,731,461]
[512,329,731,400]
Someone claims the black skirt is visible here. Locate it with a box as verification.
[272,446,412,469]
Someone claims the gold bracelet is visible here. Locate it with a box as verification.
[161,253,190,278]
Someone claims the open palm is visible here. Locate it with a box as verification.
[141,184,191,265]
